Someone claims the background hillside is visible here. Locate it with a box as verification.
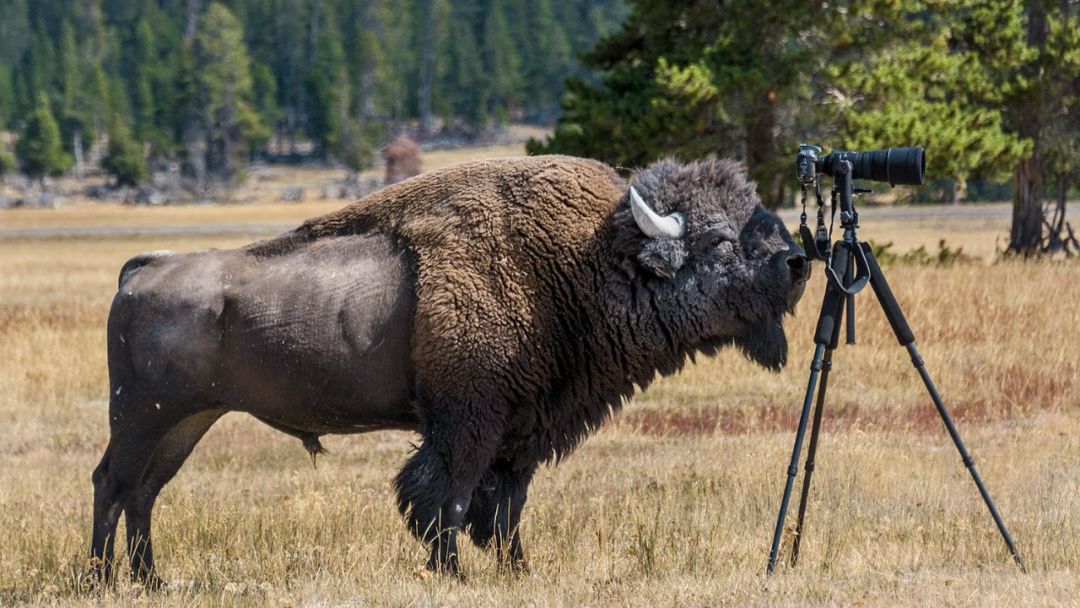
[0,0,625,182]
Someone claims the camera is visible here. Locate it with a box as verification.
[797,144,925,186]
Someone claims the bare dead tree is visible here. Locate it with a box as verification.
[1041,176,1080,256]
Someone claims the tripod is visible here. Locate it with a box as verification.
[765,159,1026,575]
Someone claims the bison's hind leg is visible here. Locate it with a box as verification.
[89,426,171,586]
[88,442,120,586]
[124,409,224,587]
[89,393,220,589]
[464,459,536,571]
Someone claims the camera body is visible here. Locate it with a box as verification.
[796,144,822,185]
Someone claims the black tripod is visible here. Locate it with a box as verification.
[765,158,1026,575]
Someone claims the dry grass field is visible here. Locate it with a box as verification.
[1,159,1078,606]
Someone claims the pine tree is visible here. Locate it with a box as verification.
[0,63,13,127]
[532,0,1049,210]
[56,21,80,130]
[129,18,159,144]
[0,0,631,166]
[988,1,1080,255]
[480,0,521,124]
[271,0,310,152]
[191,2,264,181]
[416,0,437,136]
[523,0,572,115]
[102,121,148,187]
[21,30,56,117]
[16,93,72,182]
[0,148,15,180]
[0,0,30,76]
[308,7,349,156]
[440,8,486,127]
[834,32,1030,202]
[251,61,281,143]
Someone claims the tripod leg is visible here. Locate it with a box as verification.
[766,343,826,575]
[791,252,848,567]
[767,245,849,575]
[861,243,1026,572]
[789,348,832,567]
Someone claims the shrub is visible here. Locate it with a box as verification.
[101,127,148,187]
[0,149,15,178]
[15,94,72,181]
[870,240,975,267]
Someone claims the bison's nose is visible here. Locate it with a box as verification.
[787,252,810,283]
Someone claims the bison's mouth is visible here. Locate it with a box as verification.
[734,318,789,371]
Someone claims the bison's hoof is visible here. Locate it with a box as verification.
[79,558,111,593]
[418,561,465,581]
[503,559,530,576]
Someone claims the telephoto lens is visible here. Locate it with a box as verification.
[821,147,925,185]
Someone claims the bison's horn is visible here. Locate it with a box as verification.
[629,186,685,239]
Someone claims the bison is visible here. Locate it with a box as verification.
[90,155,808,584]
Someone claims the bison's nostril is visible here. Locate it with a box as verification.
[787,254,809,281]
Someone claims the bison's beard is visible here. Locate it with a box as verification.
[734,318,789,371]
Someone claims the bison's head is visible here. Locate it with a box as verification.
[619,158,809,370]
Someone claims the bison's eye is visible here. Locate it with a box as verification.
[700,226,736,250]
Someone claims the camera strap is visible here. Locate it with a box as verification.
[798,180,830,261]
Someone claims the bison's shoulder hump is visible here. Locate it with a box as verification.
[296,155,626,240]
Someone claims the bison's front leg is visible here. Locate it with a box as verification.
[465,459,536,571]
[395,396,504,575]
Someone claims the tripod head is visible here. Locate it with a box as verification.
[795,143,927,293]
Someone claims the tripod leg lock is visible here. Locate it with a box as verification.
[810,359,823,372]
[909,352,925,367]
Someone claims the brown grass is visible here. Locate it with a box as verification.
[1,187,1078,607]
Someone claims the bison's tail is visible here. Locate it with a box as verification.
[117,250,174,288]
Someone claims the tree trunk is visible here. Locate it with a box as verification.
[73,132,84,180]
[1007,0,1047,256]
[357,0,380,127]
[1009,151,1044,256]
[745,94,784,210]
[1053,174,1067,234]
[947,176,966,204]
[417,0,436,138]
